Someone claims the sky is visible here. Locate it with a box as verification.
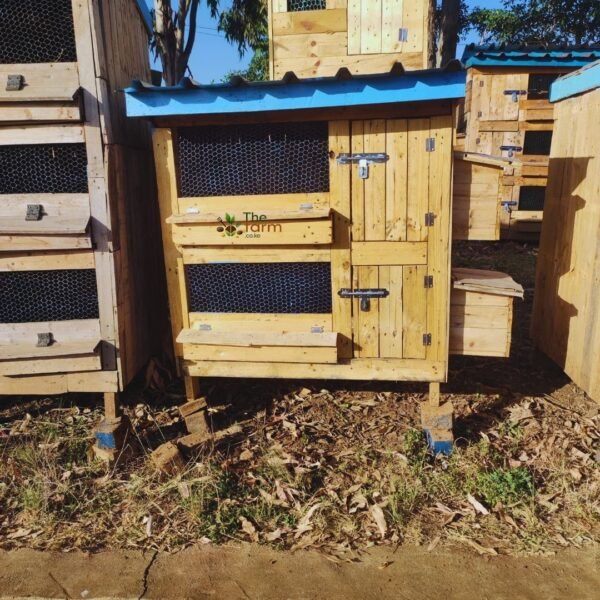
[145,0,504,84]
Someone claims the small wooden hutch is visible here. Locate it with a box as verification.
[461,44,600,238]
[268,0,433,79]
[0,0,167,424]
[532,61,600,404]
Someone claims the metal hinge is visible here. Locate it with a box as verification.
[424,275,434,288]
[504,89,527,103]
[36,333,54,348]
[6,74,24,91]
[426,138,436,152]
[398,28,409,42]
[25,204,43,221]
[425,212,436,227]
[423,333,432,347]
[311,326,325,334]
[197,323,212,331]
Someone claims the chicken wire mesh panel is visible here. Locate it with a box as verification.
[0,144,88,194]
[186,263,332,313]
[177,122,330,197]
[519,186,546,211]
[287,0,327,11]
[0,270,99,324]
[0,0,77,64]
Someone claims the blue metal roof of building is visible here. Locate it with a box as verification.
[125,63,466,119]
[550,60,600,102]
[462,44,600,68]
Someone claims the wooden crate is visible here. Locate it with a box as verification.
[532,62,600,404]
[461,45,600,239]
[450,268,523,358]
[0,0,167,397]
[268,0,432,80]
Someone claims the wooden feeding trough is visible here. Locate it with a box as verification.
[267,0,433,80]
[532,61,600,404]
[0,0,167,437]
[126,64,521,449]
[461,44,600,239]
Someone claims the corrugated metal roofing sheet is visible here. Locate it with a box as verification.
[550,59,600,102]
[462,44,600,68]
[125,61,466,119]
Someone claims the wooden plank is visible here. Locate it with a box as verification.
[0,102,82,124]
[351,241,427,265]
[364,119,386,240]
[449,327,509,357]
[406,118,430,241]
[478,120,520,132]
[355,265,379,358]
[0,319,100,344]
[351,120,365,240]
[382,0,403,54]
[274,32,348,60]
[0,234,92,252]
[0,355,101,377]
[402,265,427,359]
[273,52,425,79]
[329,120,353,359]
[511,210,543,222]
[361,0,382,54]
[0,250,95,272]
[347,0,362,55]
[67,370,119,393]
[189,313,333,332]
[170,216,333,246]
[178,193,330,214]
[385,119,408,241]
[0,125,85,145]
[401,0,425,53]
[273,8,347,35]
[268,0,275,80]
[182,246,330,264]
[186,358,446,382]
[0,339,100,361]
[0,64,80,103]
[177,329,339,348]
[153,128,185,357]
[168,208,331,223]
[379,265,403,357]
[183,344,338,364]
[272,0,288,12]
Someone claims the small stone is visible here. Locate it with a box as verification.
[150,442,186,475]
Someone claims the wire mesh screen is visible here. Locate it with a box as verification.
[0,144,88,194]
[0,270,99,324]
[177,122,330,197]
[0,0,77,64]
[186,263,332,314]
[523,131,553,156]
[527,73,563,100]
[288,0,326,11]
[519,186,546,211]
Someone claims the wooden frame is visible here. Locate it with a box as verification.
[0,0,167,397]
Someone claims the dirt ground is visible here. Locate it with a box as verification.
[0,544,598,600]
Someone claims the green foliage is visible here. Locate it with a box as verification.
[476,467,535,507]
[468,0,600,45]
[403,429,429,470]
[223,47,269,82]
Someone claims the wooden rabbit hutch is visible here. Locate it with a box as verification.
[268,0,433,79]
[532,61,600,404]
[126,65,522,449]
[461,45,600,239]
[0,0,167,434]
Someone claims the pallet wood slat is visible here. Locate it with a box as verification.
[0,63,80,103]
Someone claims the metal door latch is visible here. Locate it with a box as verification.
[26,204,43,221]
[504,89,527,102]
[339,288,389,312]
[6,74,24,91]
[36,333,54,347]
[500,145,523,158]
[336,153,389,180]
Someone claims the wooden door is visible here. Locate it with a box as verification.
[347,0,425,55]
[331,116,453,370]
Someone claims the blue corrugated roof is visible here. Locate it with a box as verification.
[125,64,466,119]
[550,60,600,102]
[462,44,600,68]
[135,0,153,35]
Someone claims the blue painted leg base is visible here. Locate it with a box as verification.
[94,416,130,451]
[424,429,454,456]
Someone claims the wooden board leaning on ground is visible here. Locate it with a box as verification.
[268,0,432,79]
[532,83,600,404]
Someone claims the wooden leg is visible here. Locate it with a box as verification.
[103,391,120,421]
[428,382,441,408]
[184,376,200,403]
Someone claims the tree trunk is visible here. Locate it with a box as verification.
[439,0,460,67]
[427,0,437,68]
